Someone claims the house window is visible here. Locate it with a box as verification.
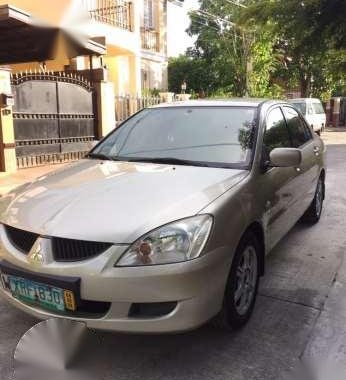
[143,0,155,29]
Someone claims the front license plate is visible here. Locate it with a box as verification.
[0,274,76,312]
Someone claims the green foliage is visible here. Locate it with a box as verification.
[185,0,254,96]
[168,55,215,95]
[168,0,345,100]
[141,88,161,97]
[248,31,283,98]
[243,0,346,98]
[168,0,281,98]
[310,50,346,101]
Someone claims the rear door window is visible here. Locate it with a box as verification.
[283,106,312,147]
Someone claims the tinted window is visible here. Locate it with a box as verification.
[283,106,311,147]
[312,102,325,114]
[299,117,313,139]
[93,107,256,167]
[264,107,291,156]
[291,102,306,115]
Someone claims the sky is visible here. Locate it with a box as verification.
[167,0,200,57]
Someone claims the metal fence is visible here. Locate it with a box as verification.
[84,0,132,31]
[115,95,162,123]
[141,28,160,52]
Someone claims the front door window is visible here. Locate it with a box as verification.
[263,107,291,160]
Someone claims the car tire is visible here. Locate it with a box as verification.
[212,231,260,330]
[301,176,324,224]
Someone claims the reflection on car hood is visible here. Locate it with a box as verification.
[0,159,248,243]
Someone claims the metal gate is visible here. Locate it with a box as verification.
[11,71,96,168]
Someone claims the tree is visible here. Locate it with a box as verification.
[248,30,283,98]
[168,55,213,95]
[311,0,346,49]
[168,0,345,99]
[175,0,282,97]
[242,0,346,98]
[186,0,260,97]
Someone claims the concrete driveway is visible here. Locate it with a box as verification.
[0,164,66,196]
[1,131,346,380]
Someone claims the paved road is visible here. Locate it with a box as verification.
[1,139,346,380]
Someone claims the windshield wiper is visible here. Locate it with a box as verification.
[126,157,211,167]
[86,152,118,161]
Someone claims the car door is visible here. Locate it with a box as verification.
[260,106,301,251]
[282,106,320,217]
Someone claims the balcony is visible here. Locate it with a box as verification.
[141,28,160,52]
[84,0,132,31]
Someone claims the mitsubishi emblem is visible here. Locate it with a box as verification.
[28,238,45,265]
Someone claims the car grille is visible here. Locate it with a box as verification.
[4,225,112,262]
[51,237,112,262]
[5,225,38,253]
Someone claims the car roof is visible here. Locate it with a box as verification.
[151,99,281,108]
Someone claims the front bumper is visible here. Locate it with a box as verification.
[0,225,231,333]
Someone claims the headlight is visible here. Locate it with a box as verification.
[116,215,213,266]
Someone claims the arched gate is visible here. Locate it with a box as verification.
[11,71,97,168]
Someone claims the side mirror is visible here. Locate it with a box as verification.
[269,148,302,167]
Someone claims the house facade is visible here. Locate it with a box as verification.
[0,0,183,95]
[0,0,184,173]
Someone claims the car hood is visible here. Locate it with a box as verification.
[0,159,248,243]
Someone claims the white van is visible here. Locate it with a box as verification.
[289,98,326,135]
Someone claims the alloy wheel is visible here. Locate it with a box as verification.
[315,180,323,217]
[234,246,258,316]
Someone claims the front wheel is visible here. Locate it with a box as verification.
[213,231,260,330]
[301,176,324,224]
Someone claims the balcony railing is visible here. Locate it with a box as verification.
[85,0,132,31]
[141,28,160,52]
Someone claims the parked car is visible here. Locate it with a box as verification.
[289,98,326,135]
[0,100,326,333]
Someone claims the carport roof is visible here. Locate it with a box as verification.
[0,4,106,65]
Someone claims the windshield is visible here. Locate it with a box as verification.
[91,106,257,168]
[291,102,306,115]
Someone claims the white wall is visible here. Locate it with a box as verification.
[141,58,168,90]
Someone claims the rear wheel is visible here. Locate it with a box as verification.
[213,231,260,330]
[301,176,324,224]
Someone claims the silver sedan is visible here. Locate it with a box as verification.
[0,100,325,332]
